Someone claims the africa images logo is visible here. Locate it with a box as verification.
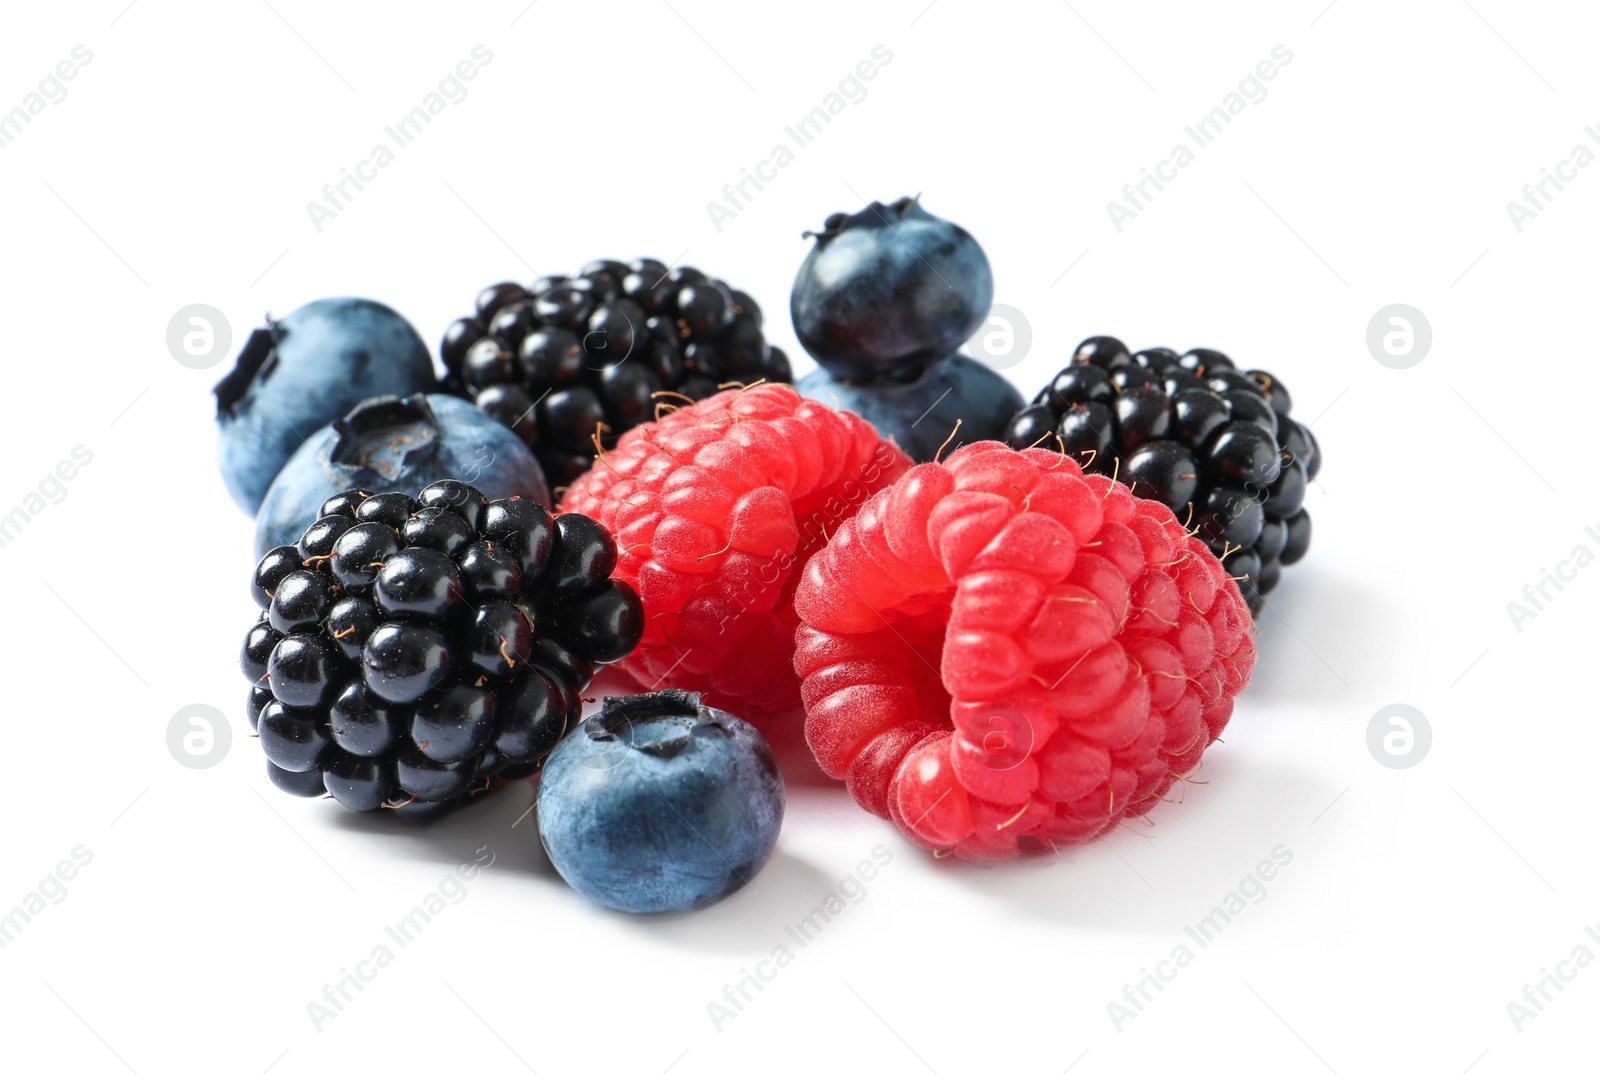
[1105,45,1293,232]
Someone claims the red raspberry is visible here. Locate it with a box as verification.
[793,441,1255,859]
[562,384,910,720]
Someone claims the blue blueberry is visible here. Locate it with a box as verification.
[254,393,549,560]
[791,197,993,381]
[796,352,1023,463]
[536,690,784,914]
[215,298,438,514]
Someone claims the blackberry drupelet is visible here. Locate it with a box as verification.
[440,260,792,491]
[242,479,644,815]
[1004,337,1320,614]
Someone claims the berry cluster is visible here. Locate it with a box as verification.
[440,260,792,490]
[793,443,1255,859]
[243,479,643,814]
[1004,338,1319,613]
[215,199,1291,880]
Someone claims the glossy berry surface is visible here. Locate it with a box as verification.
[1004,338,1320,613]
[243,479,643,814]
[536,690,784,913]
[440,259,791,491]
[254,393,548,560]
[795,352,1023,463]
[793,442,1255,860]
[791,196,993,381]
[561,384,909,721]
[214,298,437,515]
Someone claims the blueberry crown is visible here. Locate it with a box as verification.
[213,324,281,418]
[587,690,733,758]
[803,194,922,243]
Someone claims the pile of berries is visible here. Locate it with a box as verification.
[213,196,1311,882]
[1004,337,1318,613]
[242,480,642,814]
[440,260,792,489]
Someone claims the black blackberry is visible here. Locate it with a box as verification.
[1004,337,1320,614]
[440,260,792,491]
[242,479,644,816]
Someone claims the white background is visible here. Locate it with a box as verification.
[0,1,1594,1071]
